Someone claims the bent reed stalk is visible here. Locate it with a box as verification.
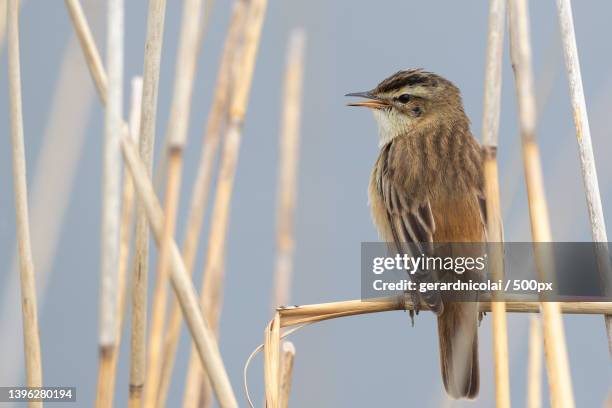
[253,296,610,406]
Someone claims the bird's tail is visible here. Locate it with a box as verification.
[437,301,479,399]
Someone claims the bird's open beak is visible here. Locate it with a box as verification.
[345,91,389,109]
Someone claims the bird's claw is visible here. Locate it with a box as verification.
[407,290,421,327]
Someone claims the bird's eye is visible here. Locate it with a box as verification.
[397,94,411,103]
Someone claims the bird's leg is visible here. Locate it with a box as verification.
[405,287,421,327]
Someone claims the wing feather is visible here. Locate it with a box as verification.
[376,141,442,312]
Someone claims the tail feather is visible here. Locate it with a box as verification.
[437,302,479,399]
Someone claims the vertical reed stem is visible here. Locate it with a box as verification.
[1,32,97,389]
[508,1,575,407]
[143,149,182,408]
[99,2,123,405]
[7,0,43,404]
[279,341,296,408]
[481,1,510,407]
[158,3,247,405]
[263,313,281,408]
[129,0,166,406]
[96,76,143,408]
[272,28,306,308]
[527,315,543,408]
[183,0,268,406]
[267,28,306,408]
[152,0,216,194]
[555,0,612,354]
[144,1,205,406]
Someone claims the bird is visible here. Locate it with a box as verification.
[346,69,486,399]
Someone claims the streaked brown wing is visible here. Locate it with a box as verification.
[376,144,441,312]
[376,141,435,250]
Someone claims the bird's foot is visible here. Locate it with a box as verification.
[407,290,421,327]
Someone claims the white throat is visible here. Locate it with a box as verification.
[372,108,412,147]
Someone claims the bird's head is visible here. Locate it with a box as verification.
[346,69,466,144]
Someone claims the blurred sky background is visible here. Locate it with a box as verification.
[0,0,611,407]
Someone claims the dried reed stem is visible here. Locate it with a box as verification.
[272,28,306,308]
[129,0,167,405]
[527,315,543,408]
[152,0,216,192]
[481,0,510,407]
[277,297,612,327]
[121,133,239,408]
[264,313,281,408]
[1,33,96,388]
[165,0,204,150]
[99,0,123,366]
[96,0,124,404]
[267,28,306,408]
[183,0,268,405]
[64,0,107,102]
[202,0,268,331]
[484,160,511,407]
[158,3,246,404]
[153,0,212,187]
[64,4,238,406]
[0,0,25,53]
[255,296,610,404]
[278,341,295,408]
[7,0,43,402]
[96,76,143,408]
[143,148,182,408]
[555,0,612,354]
[508,1,575,406]
[481,0,505,149]
[144,0,205,405]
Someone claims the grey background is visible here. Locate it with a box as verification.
[0,0,611,406]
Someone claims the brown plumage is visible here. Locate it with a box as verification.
[348,69,485,399]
